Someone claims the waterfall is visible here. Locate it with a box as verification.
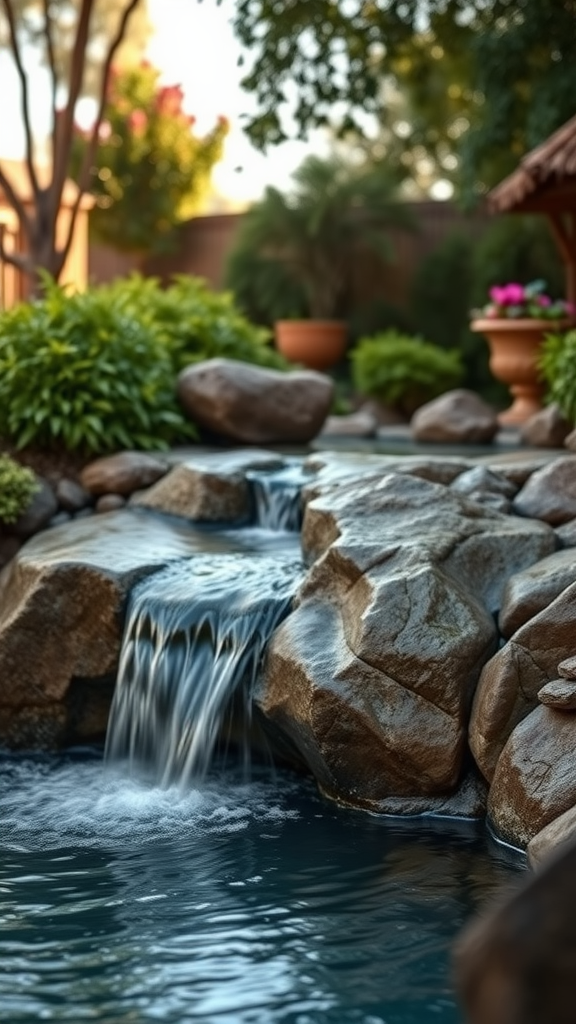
[105,550,302,786]
[248,463,307,532]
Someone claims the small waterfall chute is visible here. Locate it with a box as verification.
[248,462,309,532]
[105,551,302,786]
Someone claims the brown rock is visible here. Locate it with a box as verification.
[488,705,576,847]
[256,471,554,808]
[96,494,126,513]
[528,805,576,867]
[520,403,572,449]
[498,549,576,639]
[177,358,334,444]
[538,678,576,710]
[0,509,220,746]
[80,451,169,497]
[513,455,576,524]
[469,581,576,782]
[131,461,251,523]
[411,389,499,444]
[455,835,576,1024]
[558,655,576,679]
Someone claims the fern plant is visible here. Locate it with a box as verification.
[539,329,576,426]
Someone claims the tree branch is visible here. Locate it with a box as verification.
[0,162,32,240]
[56,0,144,276]
[1,0,40,201]
[42,0,58,167]
[0,228,30,274]
[50,0,95,224]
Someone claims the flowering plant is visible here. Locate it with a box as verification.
[472,279,575,321]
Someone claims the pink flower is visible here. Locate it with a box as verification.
[156,84,184,115]
[503,282,525,305]
[566,302,576,317]
[128,109,148,134]
[489,285,509,306]
[536,294,551,307]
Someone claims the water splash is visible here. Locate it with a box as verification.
[105,552,302,786]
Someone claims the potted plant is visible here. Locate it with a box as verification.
[470,280,575,424]
[226,155,414,370]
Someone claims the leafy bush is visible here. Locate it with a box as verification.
[99,274,287,371]
[0,455,38,524]
[350,331,463,415]
[539,329,576,426]
[0,279,195,453]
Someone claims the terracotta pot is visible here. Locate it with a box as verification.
[470,318,571,426]
[275,320,347,371]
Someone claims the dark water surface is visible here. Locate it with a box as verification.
[0,751,524,1024]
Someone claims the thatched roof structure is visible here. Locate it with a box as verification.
[488,114,576,215]
[487,115,576,300]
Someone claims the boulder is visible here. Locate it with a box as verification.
[55,478,93,512]
[411,389,499,444]
[9,477,58,539]
[80,451,169,497]
[256,471,555,807]
[558,655,576,679]
[513,455,576,524]
[556,518,576,547]
[132,461,251,523]
[469,581,576,782]
[455,835,576,1024]
[488,705,576,847]
[177,358,334,444]
[498,549,576,639]
[450,465,517,514]
[96,494,126,513]
[520,403,572,449]
[528,805,576,867]
[0,509,223,747]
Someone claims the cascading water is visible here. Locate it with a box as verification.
[105,551,302,785]
[248,462,309,532]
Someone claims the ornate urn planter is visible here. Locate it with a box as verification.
[274,320,347,371]
[470,318,571,425]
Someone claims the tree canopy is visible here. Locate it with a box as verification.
[233,0,576,199]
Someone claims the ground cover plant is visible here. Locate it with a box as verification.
[539,329,576,427]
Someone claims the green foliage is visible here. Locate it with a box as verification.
[73,62,227,254]
[233,0,576,201]
[350,330,463,415]
[226,154,414,320]
[0,278,195,454]
[224,247,308,325]
[470,216,564,307]
[98,274,287,371]
[539,330,576,427]
[0,275,285,454]
[0,454,38,525]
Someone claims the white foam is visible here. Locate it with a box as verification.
[0,756,299,851]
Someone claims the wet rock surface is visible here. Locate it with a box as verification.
[3,445,576,846]
[513,455,576,524]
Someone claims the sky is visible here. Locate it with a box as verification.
[0,0,323,209]
[145,0,324,207]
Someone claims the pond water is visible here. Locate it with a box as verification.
[0,465,526,1022]
[0,751,524,1024]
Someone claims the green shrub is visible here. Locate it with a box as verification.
[539,329,576,426]
[0,279,195,453]
[98,274,287,371]
[0,455,38,524]
[0,275,285,454]
[350,330,463,415]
